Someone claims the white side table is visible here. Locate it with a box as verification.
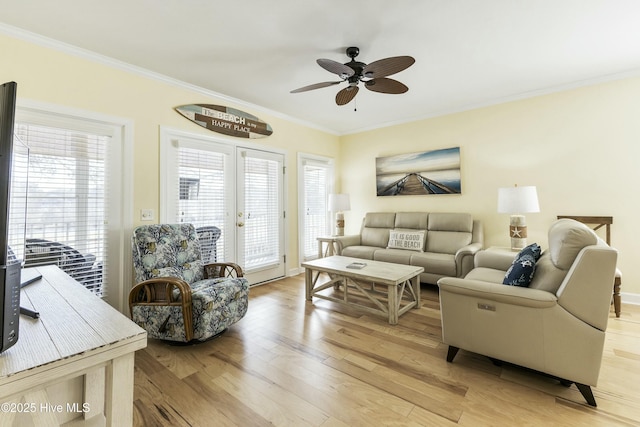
[316,236,339,258]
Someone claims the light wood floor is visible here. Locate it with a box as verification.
[133,274,640,426]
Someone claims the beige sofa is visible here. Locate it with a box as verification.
[335,212,483,284]
[437,219,618,406]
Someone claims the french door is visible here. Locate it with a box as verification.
[162,129,286,285]
[236,148,285,283]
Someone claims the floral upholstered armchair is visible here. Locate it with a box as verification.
[129,223,249,342]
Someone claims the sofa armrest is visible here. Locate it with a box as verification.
[474,248,518,270]
[438,277,558,308]
[454,242,483,277]
[334,234,361,255]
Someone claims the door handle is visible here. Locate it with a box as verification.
[237,222,245,227]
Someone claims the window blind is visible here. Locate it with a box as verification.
[6,134,29,266]
[176,146,227,262]
[302,162,329,259]
[243,154,280,270]
[14,123,109,296]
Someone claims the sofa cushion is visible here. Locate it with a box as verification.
[363,212,396,228]
[425,213,473,254]
[465,267,508,283]
[528,253,568,293]
[341,246,378,260]
[359,212,396,247]
[394,212,429,230]
[361,227,390,248]
[410,251,457,276]
[387,230,425,251]
[426,231,472,255]
[428,212,473,233]
[373,248,414,265]
[503,243,542,287]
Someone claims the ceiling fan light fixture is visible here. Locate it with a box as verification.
[291,47,415,106]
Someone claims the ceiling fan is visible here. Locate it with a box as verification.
[290,47,415,106]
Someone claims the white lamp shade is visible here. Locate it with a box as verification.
[328,193,351,212]
[497,186,540,214]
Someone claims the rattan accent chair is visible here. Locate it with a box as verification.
[129,223,249,342]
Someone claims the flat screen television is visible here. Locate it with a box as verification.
[0,81,29,352]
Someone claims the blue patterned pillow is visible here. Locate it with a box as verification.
[503,243,542,287]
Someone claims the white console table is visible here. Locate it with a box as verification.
[0,265,147,427]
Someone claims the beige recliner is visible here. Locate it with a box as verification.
[437,219,618,406]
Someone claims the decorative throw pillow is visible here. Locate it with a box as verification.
[503,243,542,287]
[387,230,425,252]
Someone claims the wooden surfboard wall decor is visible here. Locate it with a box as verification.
[175,104,273,139]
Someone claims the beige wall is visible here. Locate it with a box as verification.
[1,33,340,273]
[3,32,639,299]
[340,76,640,298]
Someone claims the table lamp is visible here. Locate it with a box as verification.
[328,193,351,236]
[497,185,540,251]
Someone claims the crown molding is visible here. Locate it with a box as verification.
[0,23,338,136]
[5,22,640,138]
[344,67,640,135]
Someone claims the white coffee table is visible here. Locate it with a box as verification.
[302,255,424,324]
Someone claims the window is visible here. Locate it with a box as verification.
[179,177,200,200]
[15,123,108,295]
[175,144,229,262]
[241,151,282,271]
[13,103,132,311]
[298,154,334,261]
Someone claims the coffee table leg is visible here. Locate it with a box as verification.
[388,284,398,325]
[412,274,421,308]
[305,267,312,301]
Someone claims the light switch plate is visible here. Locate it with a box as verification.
[140,209,154,221]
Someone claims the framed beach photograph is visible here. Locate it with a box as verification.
[376,147,461,196]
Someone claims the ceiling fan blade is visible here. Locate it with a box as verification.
[317,58,355,78]
[363,56,415,78]
[335,86,359,105]
[365,78,409,94]
[290,81,342,93]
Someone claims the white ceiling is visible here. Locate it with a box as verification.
[2,0,640,135]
